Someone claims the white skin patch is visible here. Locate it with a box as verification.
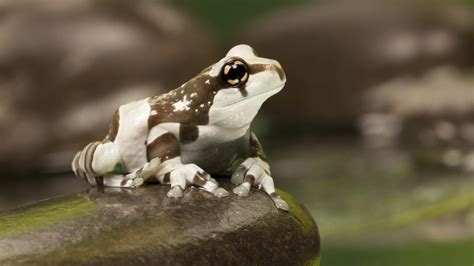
[172,95,191,111]
[113,99,150,171]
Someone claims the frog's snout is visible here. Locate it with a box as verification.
[273,61,286,82]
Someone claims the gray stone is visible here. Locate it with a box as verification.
[0,179,320,265]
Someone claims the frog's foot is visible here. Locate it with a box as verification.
[123,158,162,188]
[231,157,289,211]
[100,159,161,188]
[167,186,183,198]
[166,164,229,198]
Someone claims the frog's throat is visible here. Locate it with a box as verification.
[214,84,284,109]
[208,84,284,125]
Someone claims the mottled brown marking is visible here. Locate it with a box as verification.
[106,110,120,141]
[239,87,248,97]
[84,141,100,176]
[162,173,171,184]
[95,176,104,187]
[147,73,225,129]
[249,63,285,81]
[74,154,86,180]
[270,192,280,199]
[243,174,256,185]
[250,132,269,162]
[192,172,207,186]
[147,132,180,161]
[179,124,199,143]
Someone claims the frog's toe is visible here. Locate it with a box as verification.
[233,185,250,197]
[131,177,144,188]
[212,187,229,198]
[231,165,247,185]
[167,186,183,198]
[139,158,161,179]
[208,177,219,186]
[274,198,289,211]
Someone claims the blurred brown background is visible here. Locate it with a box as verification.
[0,0,473,265]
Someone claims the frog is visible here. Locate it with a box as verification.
[72,44,289,211]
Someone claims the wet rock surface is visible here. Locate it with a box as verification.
[0,179,320,265]
[239,0,474,131]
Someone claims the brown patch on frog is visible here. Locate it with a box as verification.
[249,63,285,81]
[95,176,104,187]
[74,154,86,181]
[162,173,171,184]
[146,132,180,161]
[243,174,256,185]
[179,124,199,143]
[147,73,225,129]
[270,192,281,199]
[250,132,269,162]
[106,110,120,141]
[192,172,207,186]
[239,87,249,97]
[84,141,101,176]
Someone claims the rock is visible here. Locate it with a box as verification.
[0,0,218,176]
[238,0,474,132]
[0,179,320,265]
[360,67,474,172]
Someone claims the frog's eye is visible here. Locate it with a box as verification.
[220,58,249,87]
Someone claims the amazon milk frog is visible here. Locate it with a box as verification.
[72,44,289,210]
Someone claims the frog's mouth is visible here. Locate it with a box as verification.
[245,84,284,101]
[213,83,285,109]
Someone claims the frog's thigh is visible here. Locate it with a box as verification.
[145,126,181,182]
[73,141,123,186]
[146,126,181,162]
[91,141,123,176]
[114,99,150,171]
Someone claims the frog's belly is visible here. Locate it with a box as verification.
[150,122,250,174]
[181,135,250,174]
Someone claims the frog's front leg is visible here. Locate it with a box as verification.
[147,127,229,198]
[231,133,289,211]
[155,160,229,198]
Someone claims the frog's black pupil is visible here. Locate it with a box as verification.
[221,59,248,86]
[227,63,246,81]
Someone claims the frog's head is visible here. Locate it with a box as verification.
[206,44,286,128]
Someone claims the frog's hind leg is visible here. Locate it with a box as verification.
[72,140,123,186]
[101,157,162,188]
